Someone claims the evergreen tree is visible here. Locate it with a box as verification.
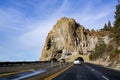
[91,29,95,32]
[113,3,120,45]
[103,23,108,31]
[108,21,112,31]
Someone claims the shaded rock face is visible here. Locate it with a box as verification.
[40,17,109,61]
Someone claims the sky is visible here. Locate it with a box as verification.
[0,0,118,61]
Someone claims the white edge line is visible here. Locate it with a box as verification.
[102,76,109,80]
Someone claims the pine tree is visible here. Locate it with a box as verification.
[108,21,112,31]
[103,23,108,31]
[113,3,120,45]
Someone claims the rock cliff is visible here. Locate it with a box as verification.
[40,17,111,61]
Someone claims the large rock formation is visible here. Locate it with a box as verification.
[40,17,111,61]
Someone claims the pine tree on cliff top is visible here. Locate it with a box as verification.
[108,21,112,31]
[103,23,108,31]
[113,2,120,45]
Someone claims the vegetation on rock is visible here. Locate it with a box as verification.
[110,48,120,60]
[89,38,106,60]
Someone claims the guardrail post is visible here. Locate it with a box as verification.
[51,60,53,69]
[59,61,61,68]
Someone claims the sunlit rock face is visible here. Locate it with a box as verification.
[40,17,110,61]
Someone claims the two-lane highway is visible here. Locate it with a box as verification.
[0,62,120,80]
[46,63,120,80]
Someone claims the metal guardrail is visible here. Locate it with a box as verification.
[0,61,50,67]
[0,61,71,67]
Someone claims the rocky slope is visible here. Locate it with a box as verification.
[91,39,120,70]
[40,17,112,62]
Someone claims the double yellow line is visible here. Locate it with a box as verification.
[45,64,73,80]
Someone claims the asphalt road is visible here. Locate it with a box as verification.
[0,63,120,80]
[52,63,120,80]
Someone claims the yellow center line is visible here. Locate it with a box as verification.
[44,64,73,80]
[0,69,34,76]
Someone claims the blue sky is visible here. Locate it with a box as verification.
[0,0,117,61]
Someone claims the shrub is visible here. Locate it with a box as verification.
[89,40,106,60]
[110,48,120,59]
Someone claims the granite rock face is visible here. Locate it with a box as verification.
[40,17,110,61]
